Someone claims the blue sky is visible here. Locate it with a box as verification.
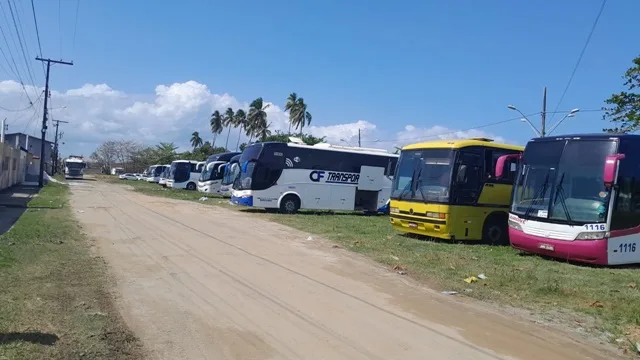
[1,0,638,156]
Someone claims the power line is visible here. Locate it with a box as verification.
[0,91,42,112]
[7,0,39,98]
[72,0,79,57]
[548,0,607,123]
[58,0,62,58]
[360,109,607,144]
[29,0,45,75]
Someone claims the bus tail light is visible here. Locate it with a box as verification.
[508,218,522,231]
[575,231,606,240]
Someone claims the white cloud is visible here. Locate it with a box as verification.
[0,79,506,157]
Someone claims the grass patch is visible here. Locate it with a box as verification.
[0,182,142,359]
[103,177,640,348]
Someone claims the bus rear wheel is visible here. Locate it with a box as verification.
[186,182,196,191]
[482,214,509,246]
[279,195,300,214]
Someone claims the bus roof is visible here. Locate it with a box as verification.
[258,141,398,158]
[171,159,199,164]
[528,133,639,142]
[402,138,523,151]
[64,157,85,163]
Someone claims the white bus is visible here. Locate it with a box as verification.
[64,156,87,180]
[158,166,171,187]
[231,141,399,213]
[197,161,227,195]
[146,164,169,183]
[220,154,241,197]
[196,161,206,173]
[166,160,201,190]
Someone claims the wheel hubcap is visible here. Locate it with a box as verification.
[285,201,295,211]
[489,226,501,241]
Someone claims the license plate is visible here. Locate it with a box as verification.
[408,222,418,228]
[539,243,554,251]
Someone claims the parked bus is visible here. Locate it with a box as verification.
[63,156,86,180]
[389,138,523,244]
[220,154,241,197]
[197,161,227,195]
[158,166,171,187]
[146,164,168,183]
[231,141,398,213]
[496,133,640,265]
[196,161,206,173]
[197,152,241,195]
[166,160,200,190]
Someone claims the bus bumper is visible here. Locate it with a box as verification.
[389,215,452,240]
[231,194,253,207]
[509,228,608,265]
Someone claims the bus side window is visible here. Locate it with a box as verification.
[486,149,519,184]
[611,139,640,230]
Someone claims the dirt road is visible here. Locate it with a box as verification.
[70,181,618,360]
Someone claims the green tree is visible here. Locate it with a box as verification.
[247,97,270,142]
[258,131,325,145]
[154,142,179,164]
[285,92,298,134]
[603,55,640,133]
[295,97,312,135]
[233,109,247,151]
[223,107,235,150]
[210,110,224,147]
[190,131,203,150]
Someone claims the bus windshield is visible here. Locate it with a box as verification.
[512,139,617,224]
[200,163,223,181]
[234,144,284,191]
[391,149,454,203]
[66,162,85,169]
[222,161,240,186]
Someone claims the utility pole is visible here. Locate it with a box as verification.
[358,129,361,147]
[541,86,547,137]
[36,57,73,187]
[1,118,6,143]
[51,119,68,175]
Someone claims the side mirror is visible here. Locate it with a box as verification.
[604,154,625,187]
[495,153,522,178]
[456,165,467,183]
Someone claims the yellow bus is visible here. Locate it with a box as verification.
[389,138,524,244]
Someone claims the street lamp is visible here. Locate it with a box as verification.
[508,105,541,137]
[339,138,354,147]
[547,108,580,135]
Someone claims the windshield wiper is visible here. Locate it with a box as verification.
[524,170,550,218]
[552,172,574,224]
[412,166,429,202]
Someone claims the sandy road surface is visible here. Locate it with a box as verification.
[69,181,617,360]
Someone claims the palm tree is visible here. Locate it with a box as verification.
[223,107,235,150]
[247,97,270,143]
[285,92,298,134]
[209,110,224,147]
[190,131,203,150]
[256,121,272,141]
[294,97,312,136]
[233,109,247,151]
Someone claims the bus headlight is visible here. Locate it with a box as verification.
[508,219,522,231]
[575,231,606,240]
[426,212,446,219]
[390,207,400,214]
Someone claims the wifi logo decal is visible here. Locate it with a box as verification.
[285,158,294,168]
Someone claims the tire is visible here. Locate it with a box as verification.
[186,182,197,191]
[279,195,300,214]
[482,213,509,246]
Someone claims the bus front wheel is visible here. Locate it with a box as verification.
[482,213,509,246]
[186,182,197,191]
[279,195,300,214]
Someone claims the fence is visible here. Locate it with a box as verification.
[0,142,32,190]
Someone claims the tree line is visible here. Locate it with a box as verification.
[91,92,324,173]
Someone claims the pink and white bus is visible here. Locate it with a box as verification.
[495,134,639,265]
